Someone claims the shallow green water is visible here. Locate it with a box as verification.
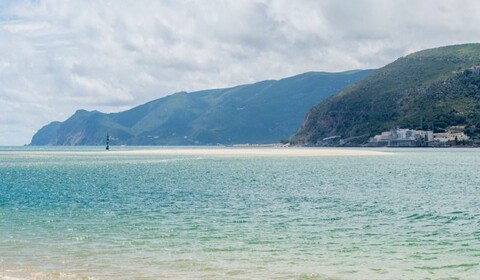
[0,147,479,279]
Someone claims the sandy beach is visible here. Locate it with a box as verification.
[113,148,392,157]
[11,147,393,157]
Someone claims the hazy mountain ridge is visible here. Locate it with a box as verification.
[31,70,372,146]
[292,44,480,145]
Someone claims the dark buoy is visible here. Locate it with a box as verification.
[106,132,110,150]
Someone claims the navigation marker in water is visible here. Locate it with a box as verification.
[106,132,110,150]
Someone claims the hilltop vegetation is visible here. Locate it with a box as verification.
[292,44,480,145]
[31,70,372,146]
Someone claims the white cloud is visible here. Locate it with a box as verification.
[1,0,480,145]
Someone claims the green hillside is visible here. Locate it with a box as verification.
[292,44,480,145]
[31,70,372,146]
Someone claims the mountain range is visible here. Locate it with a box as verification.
[32,43,480,147]
[30,70,372,146]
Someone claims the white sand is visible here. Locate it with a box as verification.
[100,148,392,157]
[8,147,393,157]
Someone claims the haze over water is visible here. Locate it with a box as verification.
[1,147,479,279]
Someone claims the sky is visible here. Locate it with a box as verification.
[1,0,480,145]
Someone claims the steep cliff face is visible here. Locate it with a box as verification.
[31,70,372,145]
[31,121,62,145]
[292,44,480,145]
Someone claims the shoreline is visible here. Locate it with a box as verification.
[3,147,393,157]
[108,148,392,157]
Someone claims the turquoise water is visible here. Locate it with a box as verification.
[0,147,479,279]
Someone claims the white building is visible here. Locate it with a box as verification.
[368,128,433,147]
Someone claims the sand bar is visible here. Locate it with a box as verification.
[114,148,392,157]
[9,148,393,157]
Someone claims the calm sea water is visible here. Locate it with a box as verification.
[0,147,479,279]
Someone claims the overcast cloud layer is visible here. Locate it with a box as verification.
[1,0,480,145]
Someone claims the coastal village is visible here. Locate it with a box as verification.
[367,126,470,147]
[320,126,472,147]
